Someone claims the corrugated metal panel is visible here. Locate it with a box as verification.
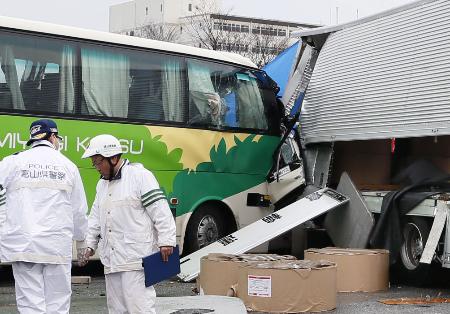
[300,0,450,144]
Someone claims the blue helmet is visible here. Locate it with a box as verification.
[26,119,63,146]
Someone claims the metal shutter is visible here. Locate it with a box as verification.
[300,0,450,144]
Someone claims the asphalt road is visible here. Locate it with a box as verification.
[2,262,450,313]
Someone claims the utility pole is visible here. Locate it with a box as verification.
[161,0,165,38]
[134,0,137,29]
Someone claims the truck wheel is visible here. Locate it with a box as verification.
[397,217,431,284]
[183,204,228,255]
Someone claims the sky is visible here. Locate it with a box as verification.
[0,0,417,31]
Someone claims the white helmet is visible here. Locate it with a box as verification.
[82,134,123,159]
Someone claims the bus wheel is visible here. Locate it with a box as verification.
[396,217,431,284]
[183,203,232,255]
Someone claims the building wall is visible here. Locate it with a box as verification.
[109,0,312,65]
[109,1,137,33]
[110,0,221,32]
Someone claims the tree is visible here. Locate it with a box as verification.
[183,0,231,50]
[183,0,290,67]
[136,22,180,42]
[245,33,290,67]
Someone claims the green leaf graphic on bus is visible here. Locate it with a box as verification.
[144,130,183,195]
[170,135,278,216]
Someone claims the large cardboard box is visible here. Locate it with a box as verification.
[236,260,337,313]
[198,253,296,296]
[331,139,392,187]
[305,248,389,292]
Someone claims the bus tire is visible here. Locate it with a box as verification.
[396,216,431,284]
[183,203,235,255]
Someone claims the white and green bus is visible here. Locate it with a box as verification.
[0,16,305,255]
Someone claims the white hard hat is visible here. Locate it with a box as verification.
[82,134,123,159]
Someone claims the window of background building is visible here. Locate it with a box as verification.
[188,3,192,12]
[146,7,148,15]
[231,24,241,32]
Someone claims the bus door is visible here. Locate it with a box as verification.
[267,129,305,204]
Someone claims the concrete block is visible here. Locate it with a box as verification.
[71,276,91,285]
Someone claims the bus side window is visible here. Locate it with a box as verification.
[234,72,268,131]
[80,47,130,118]
[187,59,228,128]
[128,70,164,121]
[223,90,238,128]
[128,52,186,123]
[0,33,77,115]
[0,45,26,111]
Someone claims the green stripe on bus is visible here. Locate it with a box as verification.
[143,196,167,208]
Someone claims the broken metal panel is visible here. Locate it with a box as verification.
[362,191,437,217]
[178,188,348,282]
[303,143,333,188]
[420,202,448,264]
[281,44,319,116]
[443,207,450,268]
[324,172,374,248]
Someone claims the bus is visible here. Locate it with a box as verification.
[0,16,305,255]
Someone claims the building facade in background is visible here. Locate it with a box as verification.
[109,0,319,66]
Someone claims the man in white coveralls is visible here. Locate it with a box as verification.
[0,119,88,314]
[79,134,176,314]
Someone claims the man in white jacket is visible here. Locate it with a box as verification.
[0,119,88,314]
[80,134,176,314]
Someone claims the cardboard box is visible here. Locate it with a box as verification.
[331,140,392,187]
[198,253,296,296]
[409,136,450,157]
[236,260,337,313]
[305,248,389,292]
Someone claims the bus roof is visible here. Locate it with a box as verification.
[0,15,257,69]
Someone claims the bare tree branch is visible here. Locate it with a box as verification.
[184,0,231,50]
[136,23,180,42]
[183,0,290,67]
[245,32,289,67]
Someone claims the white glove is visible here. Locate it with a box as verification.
[75,240,90,267]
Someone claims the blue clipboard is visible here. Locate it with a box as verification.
[142,245,180,287]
